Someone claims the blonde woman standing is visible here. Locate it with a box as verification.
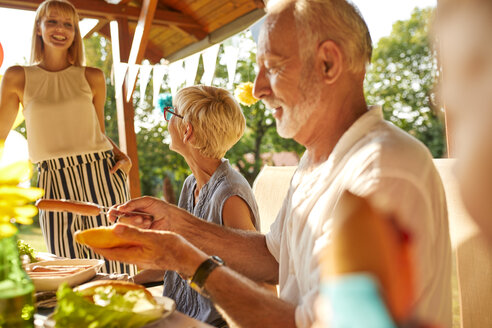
[0,0,135,275]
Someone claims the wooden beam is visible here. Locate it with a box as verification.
[128,0,157,65]
[0,0,205,29]
[83,19,109,39]
[110,18,141,198]
[125,0,157,101]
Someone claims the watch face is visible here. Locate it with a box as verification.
[211,255,225,265]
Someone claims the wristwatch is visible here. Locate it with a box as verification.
[188,255,225,296]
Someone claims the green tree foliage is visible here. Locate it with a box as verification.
[364,7,446,157]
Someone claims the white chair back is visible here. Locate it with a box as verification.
[433,158,492,328]
[252,165,297,233]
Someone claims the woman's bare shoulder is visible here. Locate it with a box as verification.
[83,66,105,89]
[84,66,104,79]
[3,65,25,79]
[2,66,25,91]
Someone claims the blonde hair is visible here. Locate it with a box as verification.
[173,86,246,159]
[30,0,85,66]
[269,0,372,74]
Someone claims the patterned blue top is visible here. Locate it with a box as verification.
[163,159,260,326]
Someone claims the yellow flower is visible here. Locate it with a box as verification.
[0,141,44,238]
[234,82,258,106]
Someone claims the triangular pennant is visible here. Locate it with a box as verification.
[201,44,220,86]
[126,64,140,103]
[184,53,200,87]
[224,45,239,90]
[138,63,153,107]
[169,60,186,96]
[114,62,128,99]
[153,64,167,107]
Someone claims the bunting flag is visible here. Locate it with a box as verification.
[152,64,167,107]
[133,35,255,105]
[114,62,128,99]
[126,64,140,103]
[224,45,239,89]
[201,44,220,86]
[184,53,200,87]
[138,63,153,107]
[169,60,186,96]
[250,17,265,44]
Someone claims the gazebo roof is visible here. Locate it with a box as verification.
[0,0,265,63]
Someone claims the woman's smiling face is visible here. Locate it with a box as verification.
[37,10,75,51]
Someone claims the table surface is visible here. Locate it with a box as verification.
[34,311,213,328]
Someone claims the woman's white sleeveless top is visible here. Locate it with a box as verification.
[22,65,112,163]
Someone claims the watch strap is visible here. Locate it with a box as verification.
[189,255,224,295]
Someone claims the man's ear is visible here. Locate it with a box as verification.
[318,40,343,84]
[183,123,193,143]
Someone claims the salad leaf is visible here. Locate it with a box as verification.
[53,283,163,328]
[17,239,37,263]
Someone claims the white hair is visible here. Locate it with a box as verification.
[267,0,372,73]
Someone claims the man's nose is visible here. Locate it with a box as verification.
[253,68,271,100]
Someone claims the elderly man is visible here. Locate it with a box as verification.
[93,0,452,327]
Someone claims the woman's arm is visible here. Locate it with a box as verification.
[85,67,106,133]
[222,195,256,231]
[222,196,278,294]
[0,66,24,141]
[85,67,131,175]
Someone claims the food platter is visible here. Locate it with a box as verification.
[40,296,176,328]
[141,296,177,327]
[26,259,104,291]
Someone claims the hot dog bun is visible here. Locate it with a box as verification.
[73,280,164,320]
[75,225,138,249]
[54,280,168,326]
[75,280,155,302]
[36,199,101,216]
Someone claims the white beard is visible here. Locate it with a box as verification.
[275,72,321,139]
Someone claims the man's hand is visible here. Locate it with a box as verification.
[92,223,206,277]
[108,196,193,231]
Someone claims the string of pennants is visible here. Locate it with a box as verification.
[113,41,239,108]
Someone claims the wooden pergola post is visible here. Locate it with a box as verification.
[109,0,157,198]
[110,18,141,198]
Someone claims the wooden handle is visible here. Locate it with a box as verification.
[36,199,102,216]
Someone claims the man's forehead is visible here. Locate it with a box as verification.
[257,7,297,56]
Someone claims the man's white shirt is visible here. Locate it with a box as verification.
[266,106,452,328]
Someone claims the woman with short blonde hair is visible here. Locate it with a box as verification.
[135,85,260,327]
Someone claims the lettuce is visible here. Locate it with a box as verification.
[53,283,163,328]
[17,239,37,263]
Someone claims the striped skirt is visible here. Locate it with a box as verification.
[37,150,137,275]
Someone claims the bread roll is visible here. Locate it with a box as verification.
[75,280,155,302]
[74,226,138,249]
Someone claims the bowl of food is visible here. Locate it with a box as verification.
[26,259,105,291]
[45,280,175,328]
